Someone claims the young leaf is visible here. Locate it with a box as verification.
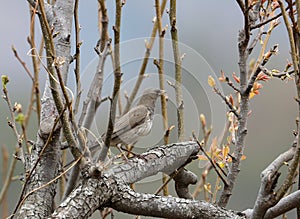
[1,75,9,89]
[208,75,216,87]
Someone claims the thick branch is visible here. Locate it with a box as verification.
[264,190,300,219]
[112,184,245,219]
[16,0,77,217]
[16,130,61,218]
[52,142,245,218]
[251,145,295,219]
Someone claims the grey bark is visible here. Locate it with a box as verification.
[52,142,246,219]
[16,0,74,218]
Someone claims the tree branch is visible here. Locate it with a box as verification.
[264,190,300,219]
[98,0,123,161]
[250,143,296,219]
[123,0,167,114]
[51,142,245,218]
[169,0,185,142]
[218,0,263,207]
[16,0,78,217]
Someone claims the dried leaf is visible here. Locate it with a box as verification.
[197,154,208,160]
[204,183,212,194]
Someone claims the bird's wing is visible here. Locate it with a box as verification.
[112,105,148,138]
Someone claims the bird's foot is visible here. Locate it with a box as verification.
[119,145,148,162]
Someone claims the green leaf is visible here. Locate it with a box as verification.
[15,113,25,125]
[1,75,9,89]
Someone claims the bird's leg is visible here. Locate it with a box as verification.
[116,144,129,161]
[125,144,134,158]
[120,145,148,161]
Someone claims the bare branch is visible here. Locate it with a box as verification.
[169,0,185,141]
[0,145,17,205]
[250,143,296,219]
[213,87,240,120]
[2,77,25,163]
[235,0,245,13]
[264,190,300,219]
[98,0,123,162]
[73,0,82,115]
[217,0,263,207]
[193,134,228,187]
[123,0,167,114]
[78,39,111,128]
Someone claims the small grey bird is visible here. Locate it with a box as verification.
[109,88,163,146]
[90,88,163,153]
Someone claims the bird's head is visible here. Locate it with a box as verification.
[137,88,165,108]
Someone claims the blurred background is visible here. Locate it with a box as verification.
[0,1,297,218]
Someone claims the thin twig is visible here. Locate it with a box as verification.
[123,0,167,114]
[251,13,282,30]
[155,0,169,196]
[78,39,111,128]
[249,19,279,82]
[98,0,110,52]
[28,0,41,124]
[2,82,25,163]
[213,87,240,120]
[11,45,36,151]
[12,107,64,216]
[12,148,83,218]
[193,120,231,200]
[192,133,228,187]
[218,0,256,207]
[278,0,299,76]
[276,0,300,204]
[154,155,196,195]
[98,0,122,162]
[247,27,264,55]
[235,0,245,13]
[73,0,82,115]
[243,0,250,50]
[11,46,34,82]
[53,62,87,155]
[169,0,185,141]
[0,147,17,204]
[225,78,241,93]
[37,0,82,159]
[0,145,9,217]
[258,65,294,79]
[247,44,278,95]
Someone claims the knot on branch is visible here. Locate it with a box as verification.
[173,169,197,199]
[81,160,103,179]
[261,170,281,194]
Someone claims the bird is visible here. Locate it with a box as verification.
[90,88,164,153]
[109,88,163,147]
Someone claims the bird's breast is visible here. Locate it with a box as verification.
[136,117,152,136]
